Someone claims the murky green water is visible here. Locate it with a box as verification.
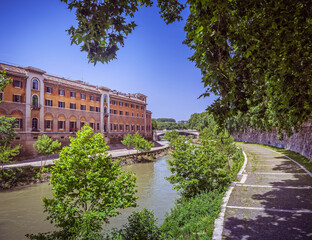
[0,155,178,239]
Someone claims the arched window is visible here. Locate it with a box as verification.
[104,95,107,103]
[32,118,38,131]
[32,79,39,90]
[32,95,39,108]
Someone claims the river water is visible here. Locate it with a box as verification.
[0,155,178,239]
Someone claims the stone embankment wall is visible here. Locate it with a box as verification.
[232,120,312,161]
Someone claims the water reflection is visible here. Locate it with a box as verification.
[0,155,178,239]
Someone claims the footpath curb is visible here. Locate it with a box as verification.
[212,149,248,240]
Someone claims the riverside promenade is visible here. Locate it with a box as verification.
[215,143,312,239]
[2,141,169,169]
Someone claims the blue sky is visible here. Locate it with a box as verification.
[1,0,215,121]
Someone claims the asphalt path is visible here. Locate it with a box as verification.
[221,143,312,239]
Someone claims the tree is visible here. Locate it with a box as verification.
[163,130,180,144]
[151,119,158,130]
[121,133,134,154]
[166,127,243,198]
[131,132,154,159]
[0,116,20,170]
[33,134,61,167]
[27,126,137,240]
[187,112,216,131]
[0,69,12,102]
[61,0,312,133]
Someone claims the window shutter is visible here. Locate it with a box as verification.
[12,95,14,102]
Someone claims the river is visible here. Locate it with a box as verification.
[0,154,178,239]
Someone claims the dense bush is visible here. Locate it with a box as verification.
[106,209,165,240]
[166,126,244,198]
[161,190,224,240]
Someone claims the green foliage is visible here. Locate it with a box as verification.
[0,116,20,169]
[0,116,18,146]
[0,166,51,190]
[0,69,12,101]
[61,0,185,64]
[106,209,165,240]
[156,118,176,123]
[151,119,158,130]
[27,126,137,240]
[167,126,244,198]
[161,190,224,240]
[132,132,154,153]
[187,112,216,131]
[33,135,61,156]
[121,133,133,149]
[163,130,180,144]
[182,0,312,134]
[156,122,187,130]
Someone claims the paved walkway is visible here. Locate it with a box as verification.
[221,143,312,239]
[2,141,169,169]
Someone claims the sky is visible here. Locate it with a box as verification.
[0,0,216,121]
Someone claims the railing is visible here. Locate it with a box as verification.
[31,104,41,110]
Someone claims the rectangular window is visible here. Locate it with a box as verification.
[104,96,107,103]
[137,125,140,131]
[132,112,134,116]
[59,89,65,96]
[58,121,65,129]
[90,106,94,111]
[141,106,144,110]
[70,103,76,109]
[142,114,144,118]
[0,92,3,101]
[114,124,118,131]
[96,107,100,112]
[45,120,52,129]
[90,122,95,129]
[81,122,85,128]
[136,105,139,109]
[141,126,144,131]
[15,118,23,129]
[125,111,129,116]
[96,96,100,102]
[110,109,112,114]
[13,80,22,88]
[70,121,76,131]
[45,99,53,106]
[126,125,129,131]
[58,101,65,108]
[90,95,94,101]
[113,110,117,114]
[13,94,21,102]
[125,103,129,107]
[70,91,76,98]
[119,101,123,106]
[81,104,86,110]
[137,113,139,117]
[119,125,124,131]
[46,86,52,93]
[97,123,100,130]
[81,93,86,100]
[119,111,123,115]
[114,101,117,106]
[131,125,134,131]
[131,104,134,108]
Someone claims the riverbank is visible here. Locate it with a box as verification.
[0,141,170,190]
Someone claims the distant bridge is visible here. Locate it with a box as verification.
[153,129,200,141]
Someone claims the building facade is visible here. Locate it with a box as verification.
[0,63,152,158]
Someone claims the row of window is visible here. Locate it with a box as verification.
[14,118,151,132]
[110,100,145,110]
[46,86,103,102]
[110,109,144,118]
[45,99,101,112]
[110,124,146,132]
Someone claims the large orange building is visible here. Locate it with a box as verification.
[0,63,152,157]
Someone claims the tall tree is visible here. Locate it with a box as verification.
[27,126,137,239]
